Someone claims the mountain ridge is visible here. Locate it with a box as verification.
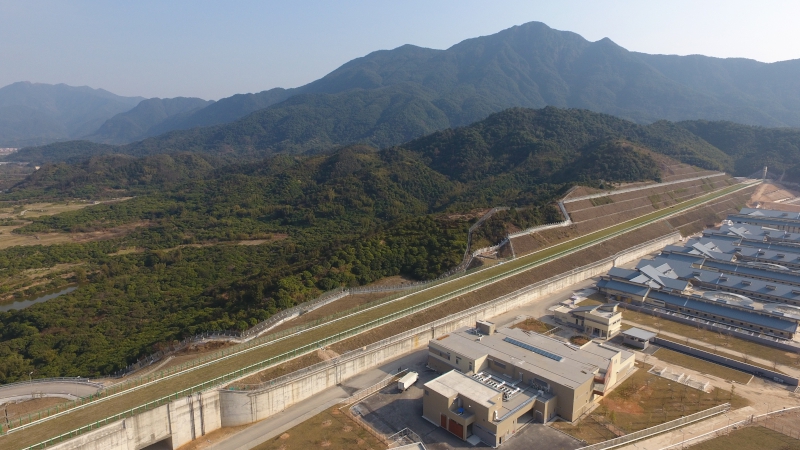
[7,21,800,159]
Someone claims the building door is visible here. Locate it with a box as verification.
[440,414,447,428]
[448,419,464,439]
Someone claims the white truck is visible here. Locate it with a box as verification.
[397,371,418,391]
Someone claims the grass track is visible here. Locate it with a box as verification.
[0,181,757,450]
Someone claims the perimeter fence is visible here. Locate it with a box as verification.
[659,406,800,450]
[574,403,730,450]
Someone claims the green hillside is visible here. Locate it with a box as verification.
[679,120,800,179]
[0,107,689,382]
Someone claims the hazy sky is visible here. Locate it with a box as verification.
[2,0,799,100]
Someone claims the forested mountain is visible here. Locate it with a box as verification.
[8,22,800,158]
[6,105,734,176]
[0,107,699,380]
[0,82,143,147]
[678,120,800,178]
[85,97,214,144]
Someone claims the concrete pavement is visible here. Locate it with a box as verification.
[0,381,101,404]
[208,349,429,450]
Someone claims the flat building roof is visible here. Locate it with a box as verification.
[431,326,631,389]
[424,370,498,408]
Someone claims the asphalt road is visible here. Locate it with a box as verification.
[0,382,101,404]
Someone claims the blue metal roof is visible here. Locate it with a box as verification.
[728,214,800,228]
[700,259,800,286]
[700,233,800,255]
[645,257,800,305]
[597,279,650,297]
[647,290,798,333]
[740,208,800,220]
[608,267,637,278]
[709,223,800,243]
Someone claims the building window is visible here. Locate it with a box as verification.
[492,360,507,369]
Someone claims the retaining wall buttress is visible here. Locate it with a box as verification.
[169,391,221,449]
[42,391,221,450]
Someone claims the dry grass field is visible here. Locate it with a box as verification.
[552,362,750,444]
[622,309,800,370]
[512,318,555,333]
[252,407,385,450]
[0,199,135,250]
[689,426,800,450]
[653,348,754,384]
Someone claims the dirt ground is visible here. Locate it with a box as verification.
[176,424,251,450]
[510,185,754,257]
[1,221,149,249]
[749,182,800,205]
[250,407,385,450]
[0,199,139,250]
[688,426,800,450]
[552,362,751,444]
[511,318,554,333]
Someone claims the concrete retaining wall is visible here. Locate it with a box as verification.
[35,231,682,449]
[218,232,682,426]
[44,391,221,450]
[653,337,800,387]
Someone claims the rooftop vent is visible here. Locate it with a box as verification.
[476,320,496,336]
[503,337,563,362]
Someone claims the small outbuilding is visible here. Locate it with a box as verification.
[621,327,656,349]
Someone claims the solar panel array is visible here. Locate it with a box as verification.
[503,337,563,362]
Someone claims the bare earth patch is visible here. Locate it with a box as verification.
[512,318,554,334]
[252,407,383,450]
